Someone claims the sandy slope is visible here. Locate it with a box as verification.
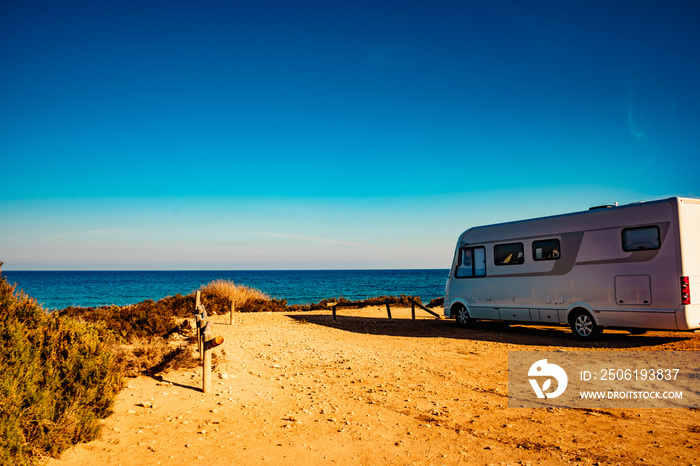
[47,307,700,466]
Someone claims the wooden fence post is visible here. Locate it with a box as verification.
[195,290,203,355]
[202,321,212,393]
[385,302,392,319]
[193,288,226,395]
[196,307,207,360]
[202,324,224,395]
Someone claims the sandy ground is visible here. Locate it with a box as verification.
[47,307,700,466]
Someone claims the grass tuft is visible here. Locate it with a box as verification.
[199,280,269,307]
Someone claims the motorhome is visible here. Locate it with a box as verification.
[444,197,700,339]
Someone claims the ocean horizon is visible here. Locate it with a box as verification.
[2,269,450,310]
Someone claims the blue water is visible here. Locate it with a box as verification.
[2,270,449,310]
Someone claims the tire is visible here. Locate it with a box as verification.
[569,310,602,340]
[454,304,474,328]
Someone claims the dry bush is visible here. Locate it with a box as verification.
[60,297,193,343]
[427,297,445,308]
[111,338,198,377]
[199,280,270,307]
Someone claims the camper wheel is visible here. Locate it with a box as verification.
[453,304,474,328]
[569,310,602,340]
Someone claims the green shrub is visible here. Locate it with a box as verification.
[0,264,124,465]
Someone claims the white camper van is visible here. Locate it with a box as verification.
[444,197,700,339]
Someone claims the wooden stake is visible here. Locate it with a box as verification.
[202,321,212,394]
[202,330,224,395]
[196,312,202,357]
[230,300,234,325]
[203,347,212,394]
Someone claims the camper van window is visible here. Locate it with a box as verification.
[494,243,524,265]
[533,239,560,261]
[455,247,486,278]
[622,226,660,251]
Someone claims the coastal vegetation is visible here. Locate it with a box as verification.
[1,266,434,464]
[0,264,123,465]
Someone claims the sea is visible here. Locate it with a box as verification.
[2,269,449,311]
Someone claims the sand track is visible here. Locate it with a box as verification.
[48,307,700,465]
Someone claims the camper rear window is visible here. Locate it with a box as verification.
[455,247,486,278]
[533,239,560,261]
[494,243,524,265]
[622,226,660,251]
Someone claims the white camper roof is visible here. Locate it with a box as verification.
[458,197,695,245]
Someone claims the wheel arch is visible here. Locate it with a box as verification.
[448,299,470,318]
[565,303,598,325]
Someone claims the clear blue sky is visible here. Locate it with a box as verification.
[1,0,699,270]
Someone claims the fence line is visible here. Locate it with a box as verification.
[332,298,443,321]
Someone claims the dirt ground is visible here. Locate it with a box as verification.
[47,306,700,466]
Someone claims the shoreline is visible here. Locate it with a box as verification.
[2,269,449,310]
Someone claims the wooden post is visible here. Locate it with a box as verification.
[196,311,202,356]
[411,302,416,320]
[385,303,392,320]
[197,308,207,360]
[202,325,224,395]
[195,295,202,357]
[332,304,337,321]
[230,300,234,325]
[192,290,225,395]
[202,321,212,393]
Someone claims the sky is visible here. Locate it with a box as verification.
[1,0,699,270]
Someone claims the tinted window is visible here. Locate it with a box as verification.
[533,239,560,261]
[622,226,660,251]
[455,247,486,278]
[494,243,524,265]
